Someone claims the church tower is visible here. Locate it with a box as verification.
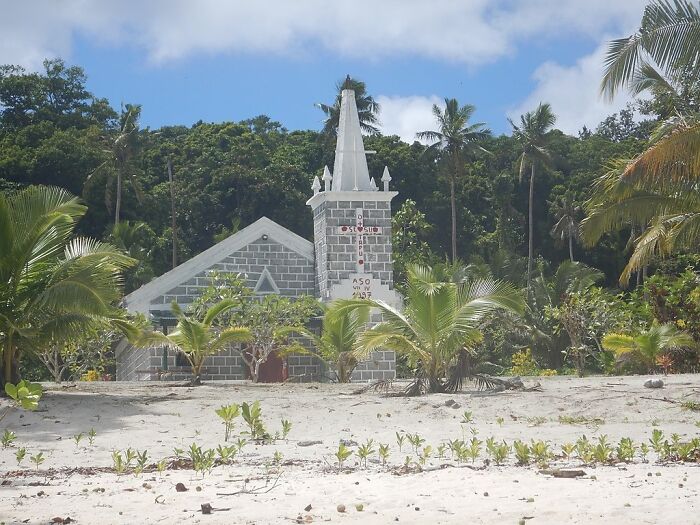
[307,88,399,380]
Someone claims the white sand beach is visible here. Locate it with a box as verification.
[1,375,699,525]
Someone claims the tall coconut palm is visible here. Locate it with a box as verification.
[299,302,369,383]
[86,104,144,225]
[333,264,524,395]
[550,195,581,262]
[0,186,134,384]
[602,322,694,373]
[509,103,556,295]
[317,76,380,135]
[417,99,491,261]
[135,300,251,385]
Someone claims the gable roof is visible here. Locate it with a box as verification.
[124,216,314,313]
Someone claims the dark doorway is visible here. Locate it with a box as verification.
[247,351,287,383]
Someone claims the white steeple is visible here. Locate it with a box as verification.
[331,89,373,192]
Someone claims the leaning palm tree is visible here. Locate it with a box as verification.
[86,104,144,225]
[0,186,134,385]
[509,103,556,295]
[334,264,524,395]
[135,300,251,385]
[417,99,491,261]
[600,0,700,100]
[585,1,700,283]
[602,322,694,373]
[550,195,581,262]
[299,302,369,383]
[317,76,380,135]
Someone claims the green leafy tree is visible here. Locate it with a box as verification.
[509,103,557,295]
[417,99,491,261]
[135,300,251,385]
[392,199,435,285]
[0,186,134,385]
[334,264,524,394]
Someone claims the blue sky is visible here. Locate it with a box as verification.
[2,1,649,139]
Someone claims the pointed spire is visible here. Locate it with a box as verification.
[381,166,392,191]
[311,176,321,195]
[322,165,333,191]
[331,89,373,191]
[370,177,378,191]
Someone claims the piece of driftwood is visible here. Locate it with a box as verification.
[539,469,586,478]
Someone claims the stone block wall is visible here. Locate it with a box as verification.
[148,237,316,309]
[312,198,394,298]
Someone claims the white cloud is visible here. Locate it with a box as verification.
[376,95,442,144]
[1,1,649,69]
[508,42,636,136]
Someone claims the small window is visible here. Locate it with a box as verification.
[254,267,280,294]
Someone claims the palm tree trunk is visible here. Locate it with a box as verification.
[450,176,457,261]
[115,171,122,225]
[569,234,574,262]
[527,164,535,295]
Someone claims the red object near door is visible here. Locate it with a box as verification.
[252,351,288,383]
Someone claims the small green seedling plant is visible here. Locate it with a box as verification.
[1,429,17,448]
[406,433,425,454]
[3,380,43,419]
[112,450,126,475]
[419,445,432,466]
[87,428,97,446]
[156,458,168,477]
[187,443,215,477]
[592,435,613,464]
[134,450,149,477]
[616,437,636,463]
[241,401,267,441]
[30,452,45,470]
[357,439,375,468]
[15,447,26,466]
[530,440,552,467]
[216,444,238,464]
[281,419,292,441]
[437,443,447,459]
[335,443,353,471]
[486,437,510,465]
[273,451,283,465]
[466,437,482,463]
[513,440,530,465]
[379,443,390,466]
[72,433,84,448]
[395,432,405,452]
[215,403,240,442]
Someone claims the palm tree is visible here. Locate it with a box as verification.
[509,103,556,295]
[0,186,134,385]
[550,195,581,262]
[334,264,524,394]
[299,302,369,383]
[317,76,380,135]
[602,322,694,373]
[87,104,144,225]
[600,0,700,100]
[135,300,251,385]
[417,99,491,261]
[585,1,700,284]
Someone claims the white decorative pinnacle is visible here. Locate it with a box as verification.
[311,176,321,195]
[370,177,378,191]
[322,165,333,191]
[381,166,392,191]
[331,89,374,191]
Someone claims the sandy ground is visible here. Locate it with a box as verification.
[1,374,699,525]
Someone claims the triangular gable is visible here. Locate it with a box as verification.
[124,217,313,313]
[254,267,280,294]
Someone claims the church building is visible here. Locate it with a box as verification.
[116,89,400,382]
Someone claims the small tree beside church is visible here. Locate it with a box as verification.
[234,295,320,383]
